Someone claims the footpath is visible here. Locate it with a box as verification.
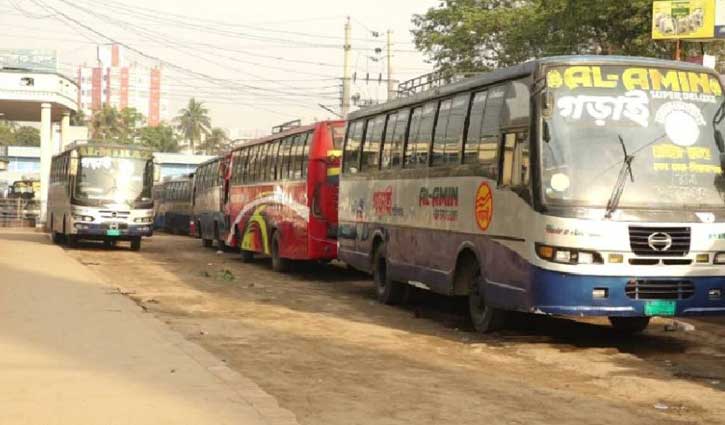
[0,229,298,425]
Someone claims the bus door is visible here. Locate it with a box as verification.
[311,125,343,240]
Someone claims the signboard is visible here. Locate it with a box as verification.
[0,49,57,72]
[716,0,725,37]
[652,0,715,40]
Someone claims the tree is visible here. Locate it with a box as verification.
[70,109,86,126]
[0,122,15,146]
[14,126,40,147]
[90,104,123,142]
[412,0,674,74]
[199,127,229,155]
[175,98,211,154]
[138,124,180,153]
[119,107,145,143]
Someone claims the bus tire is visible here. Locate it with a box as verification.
[462,260,506,333]
[271,231,290,273]
[52,231,64,244]
[202,238,213,248]
[608,317,650,334]
[67,235,78,248]
[130,237,141,251]
[104,239,117,249]
[373,243,404,305]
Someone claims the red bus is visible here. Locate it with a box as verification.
[225,120,344,271]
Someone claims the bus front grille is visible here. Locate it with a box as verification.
[629,226,690,257]
[625,279,695,300]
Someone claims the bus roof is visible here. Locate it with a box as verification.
[230,120,345,152]
[349,55,718,120]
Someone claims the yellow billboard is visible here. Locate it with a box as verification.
[652,0,715,39]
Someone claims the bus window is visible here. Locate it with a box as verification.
[432,94,469,167]
[268,140,280,181]
[280,136,294,180]
[466,87,504,165]
[260,142,271,182]
[299,133,311,179]
[329,125,345,149]
[291,134,306,180]
[502,80,531,129]
[361,115,385,172]
[405,102,436,168]
[343,120,364,174]
[381,112,398,169]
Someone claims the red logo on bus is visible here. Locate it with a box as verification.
[372,186,393,216]
[475,183,493,231]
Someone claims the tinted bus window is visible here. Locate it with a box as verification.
[389,109,409,168]
[405,102,436,168]
[330,125,344,149]
[343,120,364,174]
[268,140,280,181]
[361,115,385,172]
[291,134,306,180]
[432,94,469,167]
[279,136,293,180]
[465,89,502,164]
[299,132,311,179]
[502,80,531,128]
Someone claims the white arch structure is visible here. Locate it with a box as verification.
[0,68,78,226]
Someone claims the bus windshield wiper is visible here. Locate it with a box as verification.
[605,135,634,219]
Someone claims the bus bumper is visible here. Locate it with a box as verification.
[73,223,153,239]
[529,267,725,317]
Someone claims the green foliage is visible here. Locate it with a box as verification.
[0,122,15,146]
[199,127,229,155]
[14,126,40,147]
[175,98,211,154]
[70,109,86,126]
[0,123,39,147]
[90,105,146,144]
[412,0,677,73]
[138,124,180,153]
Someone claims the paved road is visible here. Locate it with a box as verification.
[0,229,298,425]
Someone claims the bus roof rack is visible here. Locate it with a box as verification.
[397,70,484,97]
[272,119,301,134]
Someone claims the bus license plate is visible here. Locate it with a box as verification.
[644,300,676,317]
[106,229,121,237]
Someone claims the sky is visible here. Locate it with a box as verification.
[0,0,440,136]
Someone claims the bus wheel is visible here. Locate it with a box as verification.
[130,237,142,251]
[373,243,404,305]
[104,239,118,249]
[52,231,64,244]
[608,317,650,334]
[67,235,79,248]
[463,262,506,333]
[202,238,213,248]
[271,231,290,272]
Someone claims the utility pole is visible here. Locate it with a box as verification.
[342,17,352,117]
[386,29,395,100]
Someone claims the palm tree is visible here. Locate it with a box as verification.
[175,98,211,154]
[199,127,229,155]
[70,110,87,126]
[90,104,122,141]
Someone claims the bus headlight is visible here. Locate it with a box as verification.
[536,243,603,265]
[72,214,94,222]
[714,252,725,264]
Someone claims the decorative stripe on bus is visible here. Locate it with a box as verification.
[226,191,310,245]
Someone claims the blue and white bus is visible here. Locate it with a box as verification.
[338,56,725,333]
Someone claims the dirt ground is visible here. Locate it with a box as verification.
[66,234,725,425]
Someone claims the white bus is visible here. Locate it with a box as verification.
[339,56,725,334]
[48,143,154,250]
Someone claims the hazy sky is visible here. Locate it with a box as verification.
[1,0,440,135]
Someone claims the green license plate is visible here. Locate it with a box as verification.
[644,300,676,317]
[106,229,121,237]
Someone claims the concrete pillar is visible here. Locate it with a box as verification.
[61,111,70,151]
[39,103,52,227]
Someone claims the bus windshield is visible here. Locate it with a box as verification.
[75,156,152,207]
[542,64,725,211]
